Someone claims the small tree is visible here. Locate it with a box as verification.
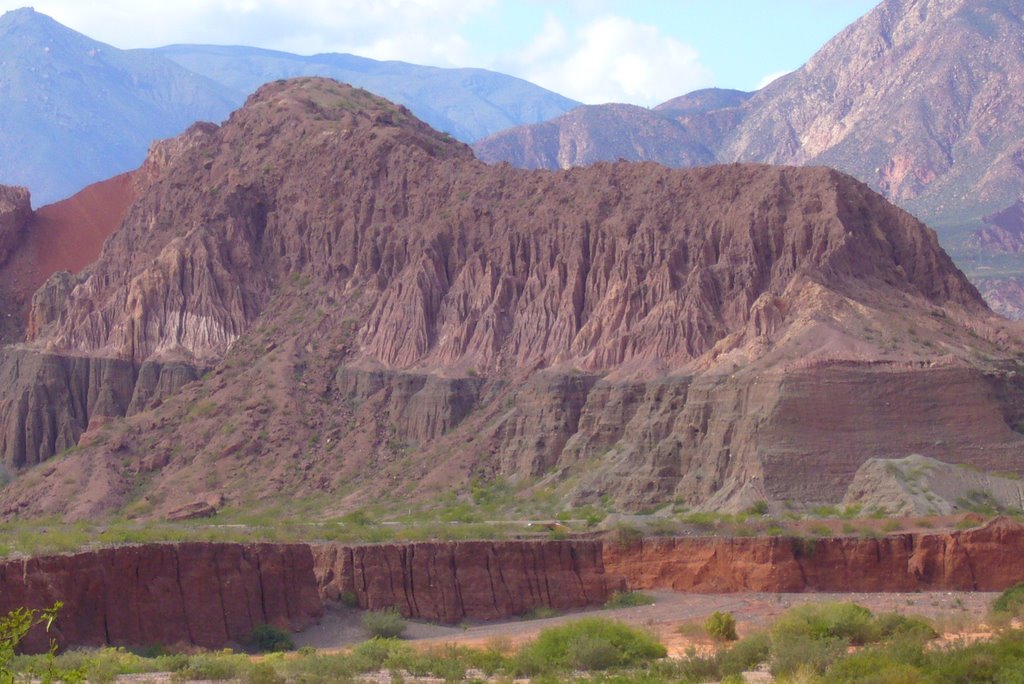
[1,602,76,683]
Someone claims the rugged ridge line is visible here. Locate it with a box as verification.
[1,77,1021,517]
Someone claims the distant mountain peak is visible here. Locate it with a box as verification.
[0,6,71,33]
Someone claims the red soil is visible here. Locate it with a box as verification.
[0,172,134,332]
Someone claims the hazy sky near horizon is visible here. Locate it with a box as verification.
[2,1,879,105]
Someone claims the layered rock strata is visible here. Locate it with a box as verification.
[604,517,1024,593]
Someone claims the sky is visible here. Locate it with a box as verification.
[0,0,880,106]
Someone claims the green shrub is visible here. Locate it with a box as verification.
[771,633,846,676]
[177,652,242,680]
[993,582,1024,617]
[746,500,770,515]
[245,661,286,684]
[772,602,880,646]
[515,618,666,675]
[247,623,295,653]
[705,611,739,641]
[604,591,655,609]
[716,632,771,676]
[348,637,413,671]
[874,613,936,642]
[362,608,407,639]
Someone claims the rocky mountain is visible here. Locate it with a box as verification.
[473,90,752,171]
[0,8,235,205]
[153,45,580,144]
[0,78,1021,522]
[0,9,579,206]
[472,103,717,170]
[970,201,1024,254]
[720,0,1024,230]
[475,0,1024,315]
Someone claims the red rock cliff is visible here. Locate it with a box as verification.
[0,543,322,653]
[313,539,622,623]
[604,517,1024,593]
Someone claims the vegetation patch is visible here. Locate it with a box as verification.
[362,608,407,639]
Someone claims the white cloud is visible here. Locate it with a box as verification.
[4,0,495,66]
[512,14,714,106]
[756,70,792,90]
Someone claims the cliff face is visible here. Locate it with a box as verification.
[604,517,1024,593]
[312,540,619,623]
[0,543,323,653]
[0,539,617,653]
[0,77,1021,519]
[5,523,1024,653]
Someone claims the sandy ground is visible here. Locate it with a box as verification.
[294,589,999,657]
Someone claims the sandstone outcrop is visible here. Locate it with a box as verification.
[312,539,620,623]
[0,77,1021,518]
[7,523,1024,653]
[0,543,323,653]
[604,517,1024,593]
[0,539,619,653]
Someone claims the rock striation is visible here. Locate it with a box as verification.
[0,539,618,653]
[6,523,1024,653]
[603,517,1024,593]
[313,540,619,623]
[0,543,323,653]
[0,77,1021,518]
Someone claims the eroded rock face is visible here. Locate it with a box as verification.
[0,349,203,468]
[0,543,323,653]
[312,540,621,623]
[1,77,1022,517]
[0,539,619,652]
[604,517,1024,593]
[0,186,31,266]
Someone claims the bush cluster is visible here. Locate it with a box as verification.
[361,608,407,639]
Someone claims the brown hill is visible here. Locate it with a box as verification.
[0,174,136,343]
[0,78,1021,521]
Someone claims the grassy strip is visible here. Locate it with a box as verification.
[11,598,1024,683]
